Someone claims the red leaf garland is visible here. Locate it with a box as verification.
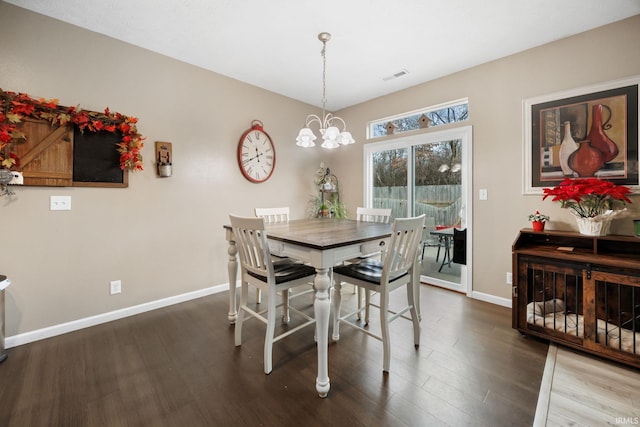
[0,89,144,171]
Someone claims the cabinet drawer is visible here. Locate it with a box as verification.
[361,239,388,254]
[268,241,286,257]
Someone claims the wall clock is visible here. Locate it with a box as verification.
[237,120,276,183]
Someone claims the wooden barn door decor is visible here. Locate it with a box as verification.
[0,89,144,188]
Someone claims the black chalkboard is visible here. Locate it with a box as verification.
[72,128,127,187]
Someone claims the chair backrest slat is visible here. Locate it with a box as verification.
[383,215,425,278]
[356,207,392,224]
[255,207,290,224]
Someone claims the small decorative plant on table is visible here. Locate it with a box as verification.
[528,210,549,232]
[542,177,632,236]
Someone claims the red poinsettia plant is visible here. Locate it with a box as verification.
[0,89,144,171]
[542,178,632,218]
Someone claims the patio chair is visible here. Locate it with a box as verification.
[421,216,443,261]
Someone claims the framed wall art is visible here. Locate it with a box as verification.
[523,75,639,194]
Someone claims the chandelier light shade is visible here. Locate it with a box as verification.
[296,32,354,149]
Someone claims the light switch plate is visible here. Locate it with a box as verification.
[50,196,71,211]
[479,189,488,200]
[110,280,122,295]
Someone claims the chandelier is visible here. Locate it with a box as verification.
[296,32,354,149]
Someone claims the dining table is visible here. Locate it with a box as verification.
[223,217,393,397]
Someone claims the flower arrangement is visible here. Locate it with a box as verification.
[0,89,144,171]
[542,178,633,235]
[542,178,632,218]
[528,210,549,222]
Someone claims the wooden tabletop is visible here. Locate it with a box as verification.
[267,218,392,249]
[225,218,392,250]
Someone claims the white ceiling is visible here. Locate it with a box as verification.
[6,0,640,111]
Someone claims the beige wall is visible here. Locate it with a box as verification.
[1,2,639,338]
[0,3,327,336]
[332,14,640,300]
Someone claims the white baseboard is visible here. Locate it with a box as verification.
[6,283,510,348]
[5,283,230,349]
[470,290,512,308]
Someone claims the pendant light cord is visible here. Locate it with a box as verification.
[321,39,327,123]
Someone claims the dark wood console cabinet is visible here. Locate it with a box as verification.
[512,229,640,368]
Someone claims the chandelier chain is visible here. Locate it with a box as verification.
[321,40,327,120]
[295,32,354,148]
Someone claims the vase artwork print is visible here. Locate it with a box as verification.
[547,101,620,178]
[526,78,640,195]
[558,121,578,175]
[526,79,640,194]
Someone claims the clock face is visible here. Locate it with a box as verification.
[237,127,275,183]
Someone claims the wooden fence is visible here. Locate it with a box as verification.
[373,185,462,226]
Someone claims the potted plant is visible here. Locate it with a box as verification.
[330,199,349,219]
[318,201,330,218]
[308,162,348,219]
[528,210,549,232]
[542,178,632,236]
[307,196,348,219]
[157,160,172,177]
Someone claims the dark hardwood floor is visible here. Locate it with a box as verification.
[0,284,548,426]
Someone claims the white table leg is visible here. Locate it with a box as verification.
[331,280,342,341]
[314,267,331,398]
[227,239,238,324]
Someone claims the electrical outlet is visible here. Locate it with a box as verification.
[110,280,122,295]
[506,272,513,285]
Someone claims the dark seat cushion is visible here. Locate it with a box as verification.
[248,260,316,284]
[333,259,408,286]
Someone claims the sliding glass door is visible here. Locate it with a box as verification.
[364,126,472,294]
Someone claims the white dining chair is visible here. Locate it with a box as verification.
[356,207,392,224]
[254,206,290,224]
[254,207,296,321]
[351,207,392,322]
[332,214,425,372]
[230,214,316,374]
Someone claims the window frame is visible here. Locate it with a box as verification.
[367,98,469,139]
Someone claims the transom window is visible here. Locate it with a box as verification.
[367,98,469,139]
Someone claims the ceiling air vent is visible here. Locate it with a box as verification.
[382,69,409,82]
